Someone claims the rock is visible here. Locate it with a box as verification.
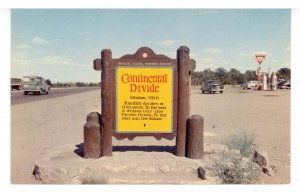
[137,166,157,173]
[197,166,206,180]
[262,165,276,176]
[252,150,276,176]
[253,150,269,167]
[32,164,51,183]
[159,165,171,173]
[32,164,42,181]
[67,169,79,178]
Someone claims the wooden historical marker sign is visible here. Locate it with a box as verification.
[94,46,195,157]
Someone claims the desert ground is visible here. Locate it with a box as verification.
[11,86,290,184]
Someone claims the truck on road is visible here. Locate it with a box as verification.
[11,78,22,90]
[21,76,50,95]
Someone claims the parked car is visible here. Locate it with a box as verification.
[201,80,224,94]
[277,80,290,89]
[21,76,50,95]
[242,81,259,89]
[277,79,285,85]
[241,82,248,89]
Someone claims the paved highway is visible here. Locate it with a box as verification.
[11,87,99,105]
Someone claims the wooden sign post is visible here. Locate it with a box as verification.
[89,46,203,159]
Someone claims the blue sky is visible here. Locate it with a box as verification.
[11,9,291,83]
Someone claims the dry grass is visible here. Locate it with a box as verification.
[223,130,257,157]
[80,174,108,184]
[211,131,261,184]
[212,150,261,184]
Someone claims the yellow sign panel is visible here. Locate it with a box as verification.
[116,66,173,133]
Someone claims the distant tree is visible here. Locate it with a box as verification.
[75,82,81,87]
[243,70,256,82]
[277,68,291,81]
[53,81,61,88]
[228,68,243,84]
[191,71,203,85]
[63,83,71,87]
[202,68,216,82]
[189,67,289,86]
[215,67,227,84]
[45,79,52,86]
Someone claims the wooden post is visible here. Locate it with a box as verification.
[176,46,190,157]
[101,49,113,156]
[84,112,101,158]
[186,115,204,159]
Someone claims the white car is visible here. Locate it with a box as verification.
[243,81,259,89]
[21,76,50,95]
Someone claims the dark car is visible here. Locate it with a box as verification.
[201,80,224,94]
[277,80,290,89]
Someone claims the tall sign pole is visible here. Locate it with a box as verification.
[254,53,266,81]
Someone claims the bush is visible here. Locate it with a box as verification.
[80,174,108,184]
[212,150,261,184]
[223,131,257,157]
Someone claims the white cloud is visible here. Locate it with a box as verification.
[281,62,291,68]
[16,44,31,49]
[204,48,221,53]
[252,51,268,56]
[31,36,50,44]
[163,51,176,57]
[40,55,74,66]
[199,58,219,69]
[239,51,270,61]
[11,51,33,68]
[200,58,217,64]
[156,39,175,46]
[11,57,32,68]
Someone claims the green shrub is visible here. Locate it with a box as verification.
[81,174,108,184]
[212,150,261,184]
[223,131,257,157]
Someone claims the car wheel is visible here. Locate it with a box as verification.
[202,90,205,94]
[220,91,223,94]
[24,91,27,95]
